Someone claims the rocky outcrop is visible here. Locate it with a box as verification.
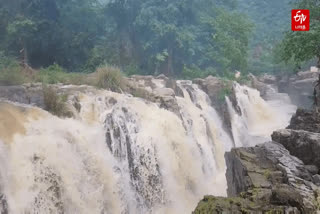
[194,142,320,213]
[0,84,44,108]
[271,109,320,185]
[278,69,319,109]
[287,108,320,133]
[272,129,320,173]
[194,104,320,213]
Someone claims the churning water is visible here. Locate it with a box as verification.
[0,80,296,213]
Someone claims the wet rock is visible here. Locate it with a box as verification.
[248,74,270,98]
[313,175,320,185]
[193,76,235,138]
[258,74,277,85]
[0,194,7,214]
[278,69,320,109]
[153,88,175,97]
[287,108,320,133]
[305,165,319,175]
[0,84,44,108]
[272,129,320,170]
[194,142,320,213]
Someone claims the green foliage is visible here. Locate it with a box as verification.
[201,9,253,74]
[0,53,26,85]
[279,0,320,67]
[0,66,25,86]
[0,0,295,79]
[93,66,126,92]
[237,0,293,74]
[42,85,71,118]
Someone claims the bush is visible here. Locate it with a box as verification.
[34,63,86,85]
[91,66,126,92]
[0,66,25,86]
[0,54,29,85]
[42,85,72,117]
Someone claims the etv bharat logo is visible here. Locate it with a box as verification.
[292,9,310,31]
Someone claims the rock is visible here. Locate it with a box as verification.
[194,142,320,213]
[153,88,175,97]
[313,175,320,185]
[248,74,271,99]
[287,109,320,133]
[258,74,277,85]
[278,69,320,109]
[0,194,7,214]
[272,129,320,170]
[305,165,319,175]
[0,85,44,108]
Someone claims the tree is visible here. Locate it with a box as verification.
[1,0,106,70]
[280,0,320,67]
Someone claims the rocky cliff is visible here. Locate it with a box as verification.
[277,68,319,109]
[193,108,320,213]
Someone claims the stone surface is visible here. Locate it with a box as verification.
[278,69,320,109]
[287,108,320,133]
[0,84,44,108]
[272,129,320,170]
[194,142,320,213]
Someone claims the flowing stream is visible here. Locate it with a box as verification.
[0,80,296,214]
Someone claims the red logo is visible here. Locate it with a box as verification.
[292,10,310,31]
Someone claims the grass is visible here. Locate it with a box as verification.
[42,85,72,118]
[91,66,126,92]
[0,58,126,93]
[0,58,31,85]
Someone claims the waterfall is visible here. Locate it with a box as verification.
[0,81,233,214]
[226,83,297,147]
[0,80,296,213]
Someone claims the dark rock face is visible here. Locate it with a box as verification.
[0,194,7,214]
[278,70,319,109]
[287,108,320,133]
[194,142,320,213]
[0,84,44,108]
[272,129,320,170]
[194,105,320,213]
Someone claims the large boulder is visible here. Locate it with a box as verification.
[287,108,320,133]
[278,69,320,109]
[272,129,320,173]
[194,142,320,213]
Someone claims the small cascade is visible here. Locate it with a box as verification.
[227,83,296,147]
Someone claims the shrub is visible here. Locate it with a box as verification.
[42,85,72,117]
[0,66,25,85]
[34,63,86,85]
[0,54,29,85]
[34,63,68,84]
[92,66,126,92]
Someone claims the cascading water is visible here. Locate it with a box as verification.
[226,83,297,147]
[0,80,234,214]
[0,79,296,214]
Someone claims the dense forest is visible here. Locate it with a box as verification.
[0,0,318,80]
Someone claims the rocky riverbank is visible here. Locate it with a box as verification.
[193,108,320,213]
